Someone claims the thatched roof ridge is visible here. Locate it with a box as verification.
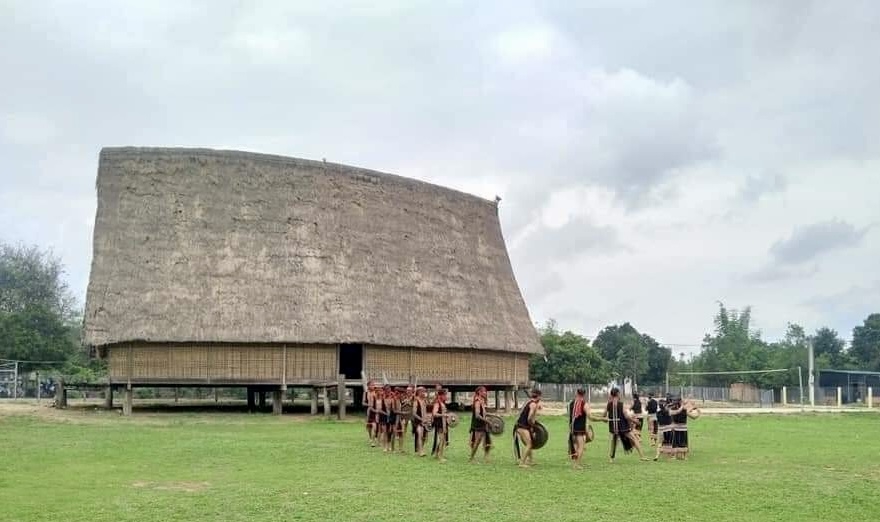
[84,147,543,354]
[100,147,496,208]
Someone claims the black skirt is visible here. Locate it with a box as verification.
[660,428,673,452]
[672,427,688,450]
[470,428,492,447]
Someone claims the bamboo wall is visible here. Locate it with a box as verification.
[106,342,530,386]
[364,345,529,385]
[107,343,337,384]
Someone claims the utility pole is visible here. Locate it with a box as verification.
[808,339,815,407]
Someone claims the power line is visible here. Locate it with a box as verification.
[0,358,68,364]
[675,368,790,376]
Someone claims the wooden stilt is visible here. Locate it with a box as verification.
[214,388,219,403]
[272,389,283,415]
[311,387,319,415]
[247,387,256,412]
[174,387,179,403]
[512,386,518,409]
[104,386,113,409]
[258,392,267,410]
[494,389,500,411]
[323,387,331,418]
[503,388,511,414]
[337,375,346,420]
[123,386,133,416]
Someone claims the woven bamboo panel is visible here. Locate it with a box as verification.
[108,345,129,378]
[107,343,337,382]
[285,344,337,380]
[365,345,527,384]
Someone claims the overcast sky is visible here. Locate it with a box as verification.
[2,1,878,354]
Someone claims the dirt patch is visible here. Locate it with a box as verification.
[131,481,210,493]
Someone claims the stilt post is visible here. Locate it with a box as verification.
[837,387,842,408]
[781,386,787,405]
[494,389,500,411]
[272,389,283,415]
[337,375,346,420]
[247,387,256,412]
[174,387,179,403]
[503,388,511,414]
[258,392,267,410]
[214,388,219,403]
[123,385,133,416]
[323,386,331,418]
[104,386,114,409]
[868,387,873,409]
[311,387,319,415]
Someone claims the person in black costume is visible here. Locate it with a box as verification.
[646,392,659,447]
[603,387,649,463]
[568,388,590,469]
[513,389,542,468]
[431,388,450,463]
[653,395,673,460]
[468,386,492,463]
[411,387,428,456]
[631,392,644,441]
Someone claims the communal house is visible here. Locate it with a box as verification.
[83,147,542,414]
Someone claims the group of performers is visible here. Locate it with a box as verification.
[363,382,493,464]
[615,389,701,461]
[362,381,700,467]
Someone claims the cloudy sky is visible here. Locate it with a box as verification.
[2,1,878,353]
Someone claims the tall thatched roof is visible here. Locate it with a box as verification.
[83,147,542,354]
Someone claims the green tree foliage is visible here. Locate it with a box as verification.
[850,314,880,371]
[0,242,95,376]
[691,304,781,386]
[530,320,611,384]
[595,323,641,382]
[811,327,847,369]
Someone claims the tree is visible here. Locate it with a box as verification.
[811,327,846,369]
[530,320,611,384]
[850,314,880,371]
[691,303,779,386]
[593,323,646,384]
[643,335,673,385]
[0,242,86,372]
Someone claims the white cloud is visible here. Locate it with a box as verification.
[1,1,879,349]
[490,24,561,65]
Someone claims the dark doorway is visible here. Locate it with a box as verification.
[339,343,364,380]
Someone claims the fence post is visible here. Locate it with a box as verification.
[837,387,842,408]
[781,386,787,405]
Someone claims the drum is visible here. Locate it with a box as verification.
[531,422,549,450]
[585,425,595,443]
[399,404,413,417]
[447,413,459,428]
[423,413,434,431]
[486,414,505,435]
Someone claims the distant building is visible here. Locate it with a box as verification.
[818,370,880,403]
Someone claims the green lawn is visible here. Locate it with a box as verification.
[1,408,878,521]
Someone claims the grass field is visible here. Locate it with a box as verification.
[1,406,878,522]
